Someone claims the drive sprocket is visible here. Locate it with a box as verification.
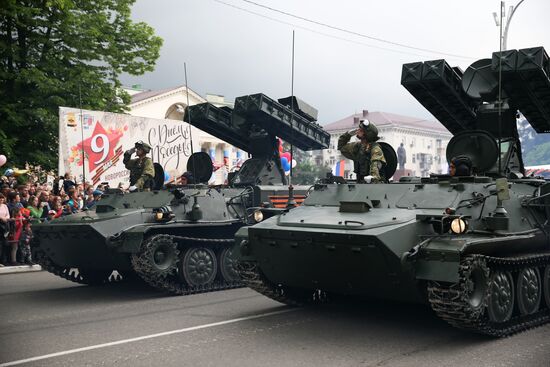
[131,234,179,278]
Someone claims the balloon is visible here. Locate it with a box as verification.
[281,152,291,162]
[4,168,14,177]
[0,155,6,167]
[292,159,297,168]
[281,157,290,171]
[13,169,28,177]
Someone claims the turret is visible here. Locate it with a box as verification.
[184,93,330,186]
[401,46,550,178]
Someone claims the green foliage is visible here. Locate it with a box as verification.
[0,0,162,171]
[284,146,329,185]
[523,141,550,166]
[292,158,331,185]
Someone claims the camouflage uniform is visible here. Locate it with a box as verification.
[124,142,155,190]
[338,123,386,183]
[18,228,33,264]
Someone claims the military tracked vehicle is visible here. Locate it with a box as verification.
[234,47,550,336]
[33,93,329,295]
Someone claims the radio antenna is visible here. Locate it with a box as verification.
[286,30,297,208]
[184,62,198,186]
[78,84,86,186]
[497,1,504,176]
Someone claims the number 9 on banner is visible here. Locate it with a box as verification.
[91,134,110,164]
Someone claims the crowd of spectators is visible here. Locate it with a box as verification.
[0,172,103,267]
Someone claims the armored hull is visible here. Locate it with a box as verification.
[235,178,550,335]
[34,188,246,292]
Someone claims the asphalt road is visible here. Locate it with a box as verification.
[1,271,549,367]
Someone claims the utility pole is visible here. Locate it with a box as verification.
[492,0,526,51]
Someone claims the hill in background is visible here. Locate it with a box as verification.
[518,118,550,166]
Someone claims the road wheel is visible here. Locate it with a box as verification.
[487,271,515,323]
[218,247,240,282]
[517,267,542,315]
[180,247,217,286]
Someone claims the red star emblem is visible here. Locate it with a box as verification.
[77,122,123,173]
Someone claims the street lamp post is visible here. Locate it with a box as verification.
[492,0,526,51]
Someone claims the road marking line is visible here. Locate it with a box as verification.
[0,308,295,367]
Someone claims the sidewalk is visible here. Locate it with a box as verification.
[0,264,42,275]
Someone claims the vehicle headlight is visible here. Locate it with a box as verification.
[450,218,467,234]
[253,210,264,223]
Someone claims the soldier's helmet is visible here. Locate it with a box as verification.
[450,155,473,176]
[359,119,380,142]
[135,140,152,153]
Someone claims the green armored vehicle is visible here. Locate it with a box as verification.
[33,93,329,295]
[234,47,550,336]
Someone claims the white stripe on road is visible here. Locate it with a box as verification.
[0,308,295,367]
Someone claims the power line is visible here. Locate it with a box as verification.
[213,0,475,61]
[240,0,475,60]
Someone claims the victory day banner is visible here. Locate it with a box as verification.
[59,107,200,188]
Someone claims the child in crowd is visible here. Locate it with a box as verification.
[7,207,24,265]
[18,221,34,265]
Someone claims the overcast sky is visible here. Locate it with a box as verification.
[121,0,550,124]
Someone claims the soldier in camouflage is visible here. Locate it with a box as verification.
[338,119,386,183]
[123,141,155,191]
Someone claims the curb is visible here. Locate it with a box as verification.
[0,264,42,275]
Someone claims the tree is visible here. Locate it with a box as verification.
[524,142,550,166]
[292,158,331,185]
[0,0,162,170]
[284,145,331,185]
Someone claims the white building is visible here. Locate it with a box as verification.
[314,110,453,179]
[126,85,243,183]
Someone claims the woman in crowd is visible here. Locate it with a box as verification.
[49,196,64,218]
[38,191,51,220]
[0,194,11,266]
[84,184,94,201]
[26,195,44,223]
[66,187,81,213]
